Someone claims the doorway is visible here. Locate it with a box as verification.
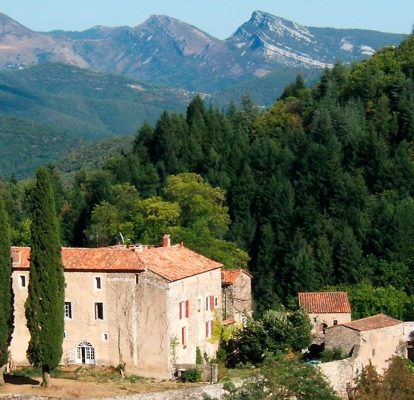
[76,341,95,365]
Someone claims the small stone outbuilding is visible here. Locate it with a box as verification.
[324,314,404,372]
[298,291,351,335]
[221,269,252,325]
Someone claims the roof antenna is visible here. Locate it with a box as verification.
[119,232,125,244]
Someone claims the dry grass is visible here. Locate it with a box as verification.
[0,365,201,398]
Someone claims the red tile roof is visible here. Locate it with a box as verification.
[339,314,402,332]
[221,269,252,285]
[11,244,222,282]
[136,245,222,281]
[298,292,351,314]
[12,246,145,272]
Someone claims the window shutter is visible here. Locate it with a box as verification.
[211,320,215,335]
[205,321,209,337]
[185,300,189,318]
[179,302,182,319]
[210,295,214,310]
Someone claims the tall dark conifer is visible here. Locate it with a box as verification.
[25,167,64,387]
[0,196,13,385]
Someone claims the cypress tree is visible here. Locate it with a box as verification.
[0,196,13,385]
[25,167,64,387]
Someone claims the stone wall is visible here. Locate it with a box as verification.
[319,359,355,399]
[174,363,218,383]
[324,325,360,357]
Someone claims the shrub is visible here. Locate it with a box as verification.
[196,346,203,365]
[320,347,346,362]
[182,367,201,382]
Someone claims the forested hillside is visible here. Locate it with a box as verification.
[3,35,414,314]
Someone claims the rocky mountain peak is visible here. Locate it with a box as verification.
[0,11,34,37]
[246,10,314,43]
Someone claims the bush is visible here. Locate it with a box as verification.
[196,346,203,365]
[320,347,346,362]
[182,367,201,382]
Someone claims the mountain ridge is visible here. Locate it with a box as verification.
[0,10,406,91]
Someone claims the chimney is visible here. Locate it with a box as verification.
[162,234,171,247]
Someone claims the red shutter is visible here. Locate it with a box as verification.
[179,302,182,319]
[185,300,189,318]
[211,320,215,335]
[205,321,209,337]
[210,295,215,310]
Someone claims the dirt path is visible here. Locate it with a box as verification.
[0,376,209,399]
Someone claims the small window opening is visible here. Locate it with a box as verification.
[95,302,104,320]
[95,277,102,289]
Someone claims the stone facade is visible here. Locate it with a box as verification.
[324,315,404,373]
[321,314,406,397]
[221,270,252,324]
[9,241,230,379]
[308,312,351,335]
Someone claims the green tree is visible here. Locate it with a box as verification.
[85,202,120,247]
[226,308,312,366]
[222,356,338,400]
[0,196,13,385]
[346,283,409,320]
[25,167,65,387]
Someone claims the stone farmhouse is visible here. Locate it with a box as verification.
[298,291,351,334]
[10,235,252,379]
[324,314,404,372]
[320,314,414,397]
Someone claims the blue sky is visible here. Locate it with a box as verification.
[0,0,413,38]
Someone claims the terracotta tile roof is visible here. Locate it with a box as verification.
[11,244,222,281]
[11,246,145,272]
[221,269,252,285]
[339,314,402,332]
[137,245,222,281]
[298,291,351,314]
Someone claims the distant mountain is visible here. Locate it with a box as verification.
[0,63,190,140]
[0,12,88,69]
[0,11,406,92]
[226,11,405,71]
[0,63,192,178]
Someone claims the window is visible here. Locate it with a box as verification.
[19,275,26,288]
[179,300,189,319]
[63,331,67,340]
[102,333,109,341]
[215,297,218,307]
[205,295,215,311]
[95,276,102,290]
[135,274,139,285]
[197,299,201,312]
[333,320,338,326]
[95,302,104,320]
[206,320,214,338]
[64,302,72,319]
[181,327,187,347]
[372,349,376,357]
